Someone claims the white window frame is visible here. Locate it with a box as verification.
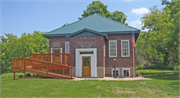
[121,40,130,57]
[112,68,120,77]
[65,42,70,54]
[122,68,130,77]
[104,44,105,57]
[109,40,117,57]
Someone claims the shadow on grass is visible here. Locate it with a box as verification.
[170,82,180,91]
[139,71,179,80]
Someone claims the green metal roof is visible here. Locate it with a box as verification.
[43,13,140,37]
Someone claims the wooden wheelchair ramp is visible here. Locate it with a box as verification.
[12,53,73,79]
[26,68,73,79]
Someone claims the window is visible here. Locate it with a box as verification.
[112,68,119,77]
[53,49,60,57]
[104,44,105,57]
[80,52,93,54]
[121,40,130,57]
[109,40,117,57]
[65,42,70,54]
[122,68,130,77]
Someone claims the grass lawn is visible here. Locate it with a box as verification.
[1,69,179,97]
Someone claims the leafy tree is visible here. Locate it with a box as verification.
[111,10,127,24]
[136,0,179,66]
[79,0,128,24]
[0,31,49,74]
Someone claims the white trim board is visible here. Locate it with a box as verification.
[104,44,105,57]
[51,48,62,63]
[76,48,97,77]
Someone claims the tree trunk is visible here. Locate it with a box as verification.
[163,52,169,65]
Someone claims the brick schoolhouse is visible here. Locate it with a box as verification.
[43,13,140,78]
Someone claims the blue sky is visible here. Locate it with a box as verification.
[1,0,166,38]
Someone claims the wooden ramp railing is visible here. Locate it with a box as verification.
[13,53,73,79]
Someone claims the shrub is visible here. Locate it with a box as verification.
[166,65,174,70]
[1,72,24,79]
[26,73,31,77]
[1,72,33,79]
[19,75,23,78]
[136,65,143,69]
[142,64,174,70]
[174,65,179,71]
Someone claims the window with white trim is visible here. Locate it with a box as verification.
[65,42,70,54]
[109,40,117,57]
[121,40,129,57]
[122,68,130,77]
[104,44,105,57]
[112,68,119,77]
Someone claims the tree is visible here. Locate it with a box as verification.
[111,10,127,24]
[79,0,128,24]
[0,31,49,74]
[136,0,179,66]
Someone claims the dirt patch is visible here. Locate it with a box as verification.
[115,90,136,94]
[96,86,101,89]
[138,88,157,94]
[140,81,146,84]
[113,87,122,89]
[114,89,136,94]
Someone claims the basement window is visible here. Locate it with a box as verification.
[111,68,119,77]
[80,52,93,54]
[122,68,130,77]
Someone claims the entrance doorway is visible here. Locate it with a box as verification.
[82,56,91,76]
[75,48,97,77]
[52,48,62,64]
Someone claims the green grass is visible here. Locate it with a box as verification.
[1,69,179,97]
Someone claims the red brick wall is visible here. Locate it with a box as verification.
[49,36,105,67]
[49,36,69,54]
[105,34,135,67]
[49,33,135,68]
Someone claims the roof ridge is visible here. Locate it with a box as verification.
[47,14,98,34]
[95,13,140,31]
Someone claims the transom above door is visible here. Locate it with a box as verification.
[82,56,91,76]
[80,52,93,54]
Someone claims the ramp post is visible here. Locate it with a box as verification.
[47,63,48,77]
[24,58,26,78]
[71,67,73,79]
[13,72,15,80]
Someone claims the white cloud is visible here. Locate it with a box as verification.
[131,7,150,15]
[128,19,142,29]
[128,19,150,31]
